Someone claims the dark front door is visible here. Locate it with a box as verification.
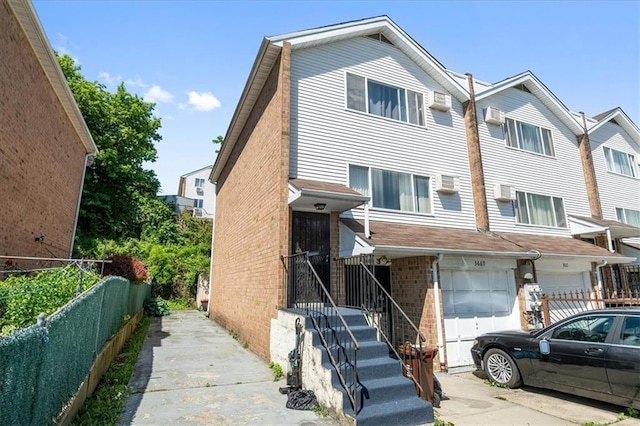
[291,211,331,293]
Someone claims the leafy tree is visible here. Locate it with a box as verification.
[212,135,223,154]
[58,54,162,241]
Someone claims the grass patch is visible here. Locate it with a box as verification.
[483,379,509,389]
[269,362,284,381]
[72,315,153,425]
[434,418,455,426]
[166,298,193,311]
[312,405,329,417]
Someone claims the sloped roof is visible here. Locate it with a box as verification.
[475,71,584,135]
[290,178,364,196]
[181,165,213,178]
[570,215,640,231]
[211,16,469,183]
[342,219,632,263]
[7,0,97,154]
[588,107,640,147]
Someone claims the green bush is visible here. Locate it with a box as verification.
[0,267,101,335]
[144,298,170,317]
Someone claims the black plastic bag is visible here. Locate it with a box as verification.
[286,389,319,410]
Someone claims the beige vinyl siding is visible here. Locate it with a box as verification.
[290,36,475,229]
[476,87,591,236]
[589,122,640,221]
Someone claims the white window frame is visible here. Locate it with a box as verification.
[345,72,425,127]
[348,164,432,214]
[616,207,640,227]
[503,118,555,157]
[514,191,567,228]
[603,147,637,178]
[194,178,205,187]
[193,199,204,208]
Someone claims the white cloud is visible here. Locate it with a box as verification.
[98,72,118,85]
[125,77,147,88]
[144,85,173,103]
[187,91,221,111]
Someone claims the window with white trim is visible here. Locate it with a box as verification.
[604,147,637,178]
[346,73,424,126]
[616,208,640,227]
[193,199,204,208]
[515,191,566,228]
[195,178,205,187]
[503,118,555,156]
[348,165,431,213]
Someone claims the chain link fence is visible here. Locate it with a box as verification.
[0,276,150,425]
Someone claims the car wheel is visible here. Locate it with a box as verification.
[483,348,522,388]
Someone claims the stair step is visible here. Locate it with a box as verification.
[311,324,379,344]
[348,397,434,426]
[345,375,419,407]
[320,340,389,364]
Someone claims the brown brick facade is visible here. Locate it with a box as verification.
[390,256,444,371]
[210,44,291,360]
[0,1,87,260]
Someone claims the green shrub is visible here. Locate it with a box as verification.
[0,267,101,335]
[143,297,170,317]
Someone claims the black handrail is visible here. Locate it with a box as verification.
[281,252,360,413]
[335,254,430,399]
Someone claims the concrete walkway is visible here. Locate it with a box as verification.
[118,310,640,426]
[118,310,338,426]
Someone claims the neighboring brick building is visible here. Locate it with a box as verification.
[0,0,97,260]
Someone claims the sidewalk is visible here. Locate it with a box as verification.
[435,370,640,426]
[117,310,338,425]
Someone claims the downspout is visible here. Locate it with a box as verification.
[431,253,445,366]
[69,154,91,258]
[595,260,608,305]
[606,228,615,253]
[364,201,371,238]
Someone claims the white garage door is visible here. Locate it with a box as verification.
[536,272,589,296]
[441,269,520,368]
[537,272,593,323]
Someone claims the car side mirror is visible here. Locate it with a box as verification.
[539,338,550,355]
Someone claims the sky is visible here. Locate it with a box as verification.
[32,0,640,195]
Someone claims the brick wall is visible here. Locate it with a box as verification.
[391,256,444,370]
[0,1,86,260]
[210,44,291,360]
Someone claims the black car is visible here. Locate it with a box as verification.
[470,308,640,409]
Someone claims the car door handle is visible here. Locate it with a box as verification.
[584,347,603,355]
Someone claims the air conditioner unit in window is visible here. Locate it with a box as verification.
[493,184,516,201]
[193,208,203,217]
[435,174,460,193]
[196,186,204,194]
[485,107,505,125]
[427,91,451,111]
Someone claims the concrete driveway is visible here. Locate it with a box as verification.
[435,370,640,425]
[117,310,338,425]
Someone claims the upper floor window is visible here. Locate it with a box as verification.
[349,165,431,214]
[195,178,205,187]
[503,118,555,156]
[515,191,566,228]
[604,147,637,178]
[346,73,424,126]
[193,199,204,208]
[616,207,640,227]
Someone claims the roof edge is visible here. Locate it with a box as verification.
[587,107,640,147]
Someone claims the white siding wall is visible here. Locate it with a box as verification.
[476,88,591,236]
[290,37,476,230]
[589,122,640,221]
[181,168,216,219]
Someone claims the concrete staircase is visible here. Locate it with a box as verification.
[309,308,434,425]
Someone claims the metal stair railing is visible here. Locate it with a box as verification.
[281,252,360,414]
[337,254,429,399]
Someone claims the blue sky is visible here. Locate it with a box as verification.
[33,1,639,195]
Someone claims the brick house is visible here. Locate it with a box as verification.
[208,16,637,373]
[0,0,97,261]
